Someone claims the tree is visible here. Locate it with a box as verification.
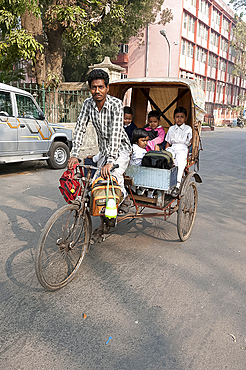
[1,0,173,85]
[63,1,173,82]
[230,14,246,80]
[229,0,246,12]
[0,0,43,83]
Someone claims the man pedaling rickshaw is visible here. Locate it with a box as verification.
[67,69,132,241]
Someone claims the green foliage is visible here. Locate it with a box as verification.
[230,16,246,78]
[0,0,173,83]
[0,0,42,82]
[63,0,173,81]
[0,68,25,84]
[229,0,246,11]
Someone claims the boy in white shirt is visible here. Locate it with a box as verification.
[165,107,192,197]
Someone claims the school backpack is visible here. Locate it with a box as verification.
[59,164,82,203]
[141,150,173,169]
[90,176,122,217]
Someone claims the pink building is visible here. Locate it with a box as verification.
[115,0,245,125]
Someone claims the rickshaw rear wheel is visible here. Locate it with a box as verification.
[177,181,198,241]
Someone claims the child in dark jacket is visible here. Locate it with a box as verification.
[124,106,137,142]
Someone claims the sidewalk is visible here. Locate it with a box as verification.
[202,125,245,132]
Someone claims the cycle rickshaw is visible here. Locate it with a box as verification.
[35,77,205,290]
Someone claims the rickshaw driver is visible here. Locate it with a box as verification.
[68,69,132,234]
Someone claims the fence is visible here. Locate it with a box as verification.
[10,82,90,124]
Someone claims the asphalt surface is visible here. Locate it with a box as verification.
[0,127,245,370]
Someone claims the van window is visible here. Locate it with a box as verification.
[16,94,41,119]
[0,91,13,116]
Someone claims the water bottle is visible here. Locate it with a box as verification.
[105,198,117,219]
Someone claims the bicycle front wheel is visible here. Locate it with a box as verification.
[35,204,91,291]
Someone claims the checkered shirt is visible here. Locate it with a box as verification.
[71,95,132,163]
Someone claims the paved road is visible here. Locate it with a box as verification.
[0,128,245,370]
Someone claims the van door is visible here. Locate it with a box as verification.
[0,91,18,153]
[15,93,52,153]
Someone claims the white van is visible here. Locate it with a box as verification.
[0,83,72,169]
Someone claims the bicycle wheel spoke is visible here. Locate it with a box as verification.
[41,248,62,267]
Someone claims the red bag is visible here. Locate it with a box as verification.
[59,164,82,203]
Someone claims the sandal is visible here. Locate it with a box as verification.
[118,200,133,214]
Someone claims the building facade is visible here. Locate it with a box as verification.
[115,0,245,125]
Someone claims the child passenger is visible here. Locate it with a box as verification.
[129,128,149,166]
[165,106,192,197]
[129,128,154,197]
[145,110,165,151]
[124,106,137,142]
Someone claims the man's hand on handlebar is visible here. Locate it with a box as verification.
[101,163,114,178]
[67,156,79,169]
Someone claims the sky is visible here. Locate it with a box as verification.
[227,1,246,19]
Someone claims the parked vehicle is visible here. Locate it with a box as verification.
[0,83,72,169]
[237,114,245,128]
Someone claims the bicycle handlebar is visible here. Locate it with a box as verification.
[78,163,119,172]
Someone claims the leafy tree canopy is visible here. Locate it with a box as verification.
[0,0,173,85]
[64,0,173,81]
[230,14,246,80]
[0,0,42,82]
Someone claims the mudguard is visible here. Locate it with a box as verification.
[180,171,202,196]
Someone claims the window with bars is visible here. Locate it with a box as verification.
[222,17,229,31]
[196,47,200,61]
[207,79,216,92]
[190,43,194,57]
[227,63,233,75]
[188,16,191,32]
[183,13,187,29]
[198,22,208,40]
[196,76,206,90]
[119,44,129,53]
[208,53,217,68]
[188,16,195,33]
[230,46,236,57]
[212,8,220,25]
[199,0,209,16]
[202,49,207,63]
[220,59,227,72]
[211,80,215,92]
[182,40,194,58]
[210,31,219,46]
[226,84,232,95]
[196,46,207,63]
[187,42,194,57]
[220,38,229,52]
[217,83,222,94]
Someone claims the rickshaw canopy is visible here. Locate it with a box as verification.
[109,77,206,130]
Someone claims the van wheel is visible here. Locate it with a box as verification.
[47,142,70,169]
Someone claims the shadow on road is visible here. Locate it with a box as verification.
[0,160,52,176]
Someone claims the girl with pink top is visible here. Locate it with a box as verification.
[145,110,165,151]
